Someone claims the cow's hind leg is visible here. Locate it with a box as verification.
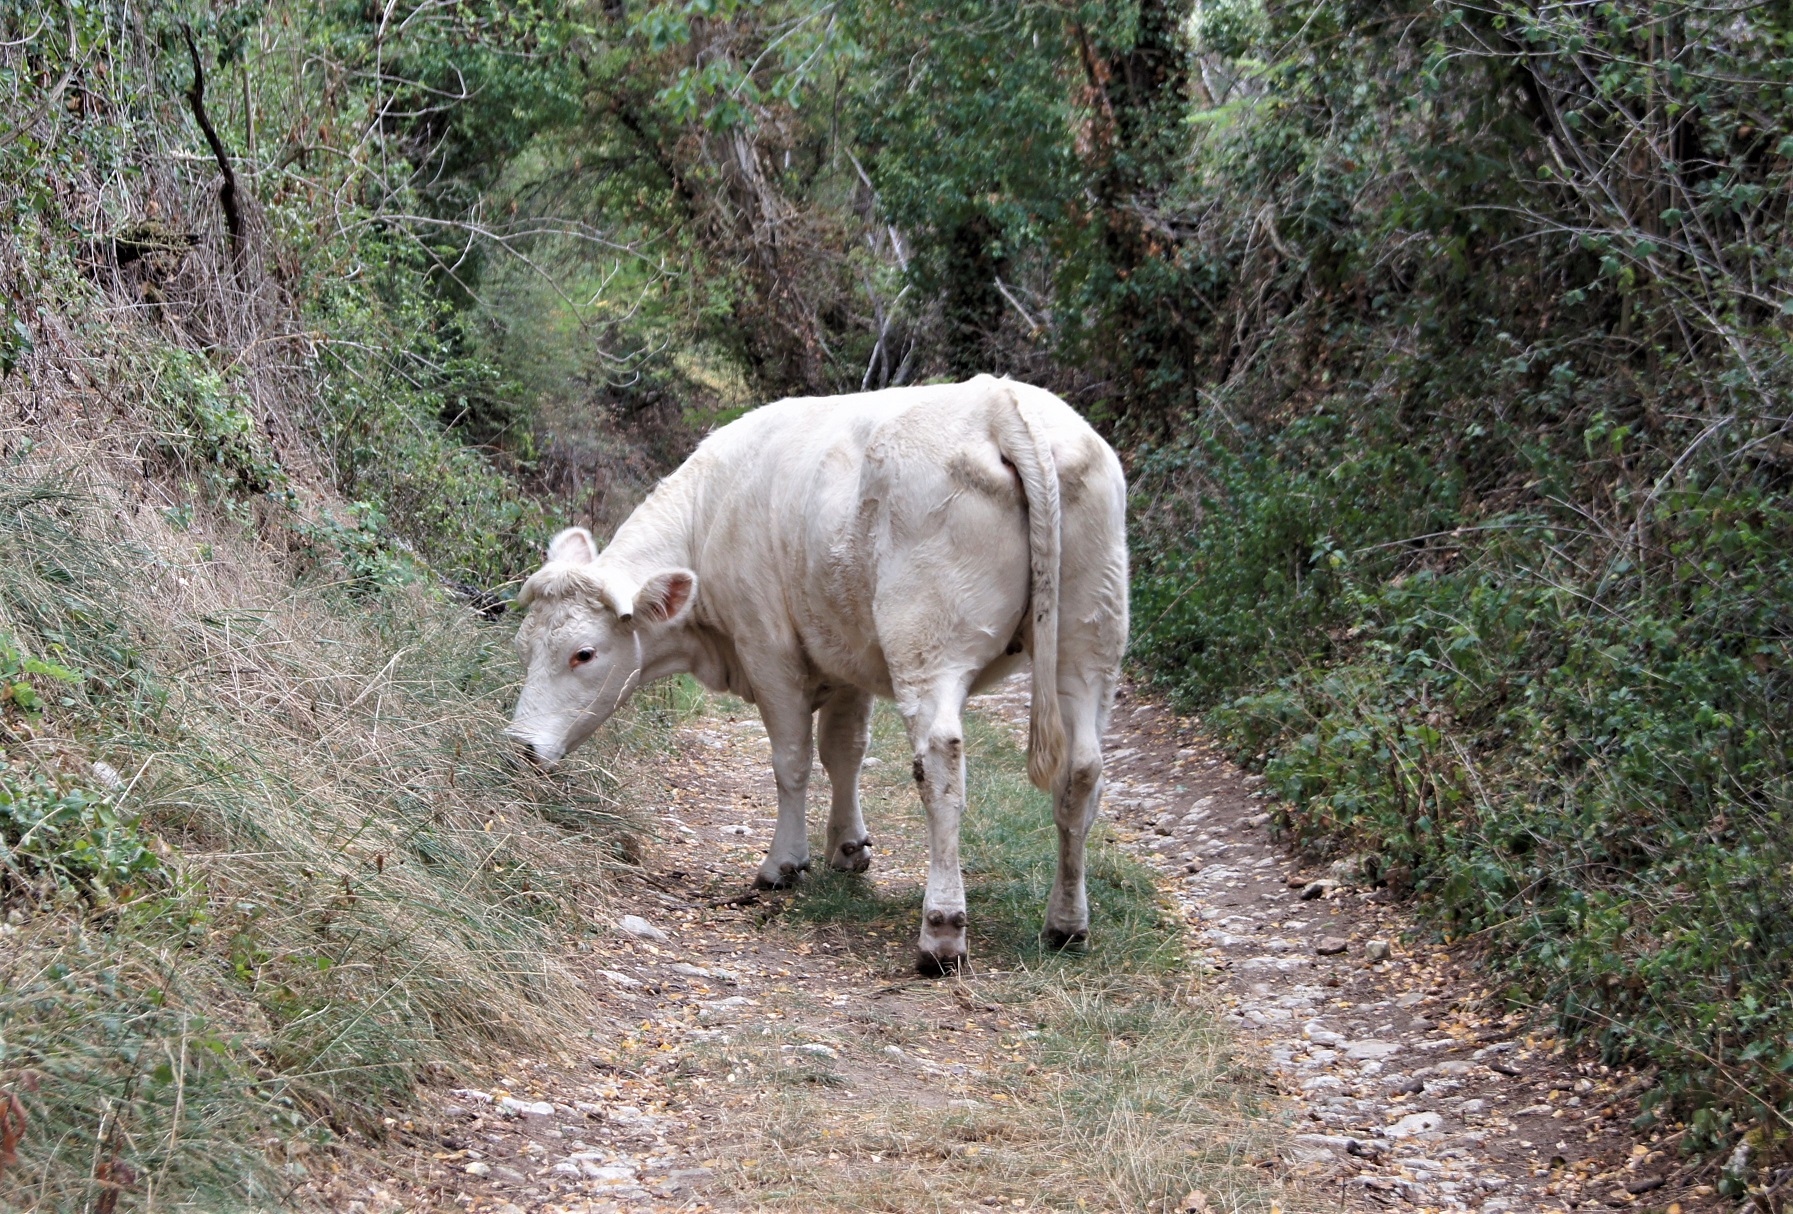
[1043,683,1109,949]
[754,689,816,889]
[901,679,973,975]
[819,687,875,873]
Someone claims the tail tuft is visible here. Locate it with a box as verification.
[1028,717,1065,792]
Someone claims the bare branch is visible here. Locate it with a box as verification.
[181,24,244,258]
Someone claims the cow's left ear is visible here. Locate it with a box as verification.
[633,569,697,626]
[546,526,598,565]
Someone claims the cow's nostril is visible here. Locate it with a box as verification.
[518,740,543,767]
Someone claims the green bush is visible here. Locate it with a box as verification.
[0,760,162,905]
[1138,420,1793,1146]
[300,254,553,585]
[0,634,79,723]
[1131,414,1457,699]
[145,347,285,498]
[1103,0,1793,1163]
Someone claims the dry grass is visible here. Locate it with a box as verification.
[709,977,1295,1213]
[0,425,678,1209]
[0,17,674,1203]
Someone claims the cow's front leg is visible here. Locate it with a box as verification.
[818,688,874,873]
[754,693,815,889]
[903,685,971,974]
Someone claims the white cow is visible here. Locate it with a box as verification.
[509,375,1128,972]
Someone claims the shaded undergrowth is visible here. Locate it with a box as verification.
[1133,415,1793,1164]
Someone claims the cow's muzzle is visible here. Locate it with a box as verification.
[513,738,562,771]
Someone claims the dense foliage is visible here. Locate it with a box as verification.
[1114,0,1793,1163]
[0,3,643,1205]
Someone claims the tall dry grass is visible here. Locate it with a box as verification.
[0,429,676,1209]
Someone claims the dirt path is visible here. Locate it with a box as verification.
[1081,687,1721,1214]
[333,680,1716,1214]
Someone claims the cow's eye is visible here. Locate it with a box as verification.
[571,646,596,667]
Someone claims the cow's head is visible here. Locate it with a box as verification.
[508,527,697,767]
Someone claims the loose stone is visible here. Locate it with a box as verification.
[1387,1111,1445,1139]
[617,914,669,941]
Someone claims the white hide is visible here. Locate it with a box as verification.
[509,375,1129,972]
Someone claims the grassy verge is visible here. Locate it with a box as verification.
[689,704,1295,1214]
[0,458,662,1210]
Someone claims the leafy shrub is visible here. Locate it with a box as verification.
[292,500,416,593]
[0,636,156,906]
[1130,414,1457,700]
[300,255,553,584]
[0,760,162,905]
[146,346,284,498]
[0,634,79,722]
[1139,420,1793,1147]
[1108,0,1793,1164]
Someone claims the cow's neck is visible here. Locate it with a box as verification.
[596,480,749,699]
[597,464,701,579]
[631,618,749,702]
[677,624,752,701]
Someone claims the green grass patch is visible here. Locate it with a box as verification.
[784,704,1184,977]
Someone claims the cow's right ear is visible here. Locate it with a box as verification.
[546,526,597,565]
[633,569,697,626]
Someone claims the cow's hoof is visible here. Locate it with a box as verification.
[828,836,874,874]
[915,947,966,977]
[916,907,968,976]
[753,858,810,890]
[1041,924,1090,950]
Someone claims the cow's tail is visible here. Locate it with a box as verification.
[994,382,1066,793]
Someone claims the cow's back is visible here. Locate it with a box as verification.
[676,377,1120,697]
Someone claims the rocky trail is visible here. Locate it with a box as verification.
[325,681,1719,1214]
[1084,692,1721,1214]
